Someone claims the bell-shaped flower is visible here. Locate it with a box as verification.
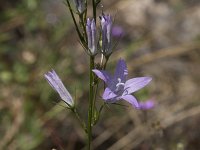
[93,59,152,108]
[86,18,97,55]
[74,0,85,14]
[100,14,112,56]
[44,70,74,107]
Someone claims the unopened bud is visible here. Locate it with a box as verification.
[100,14,113,56]
[74,0,85,14]
[86,18,98,55]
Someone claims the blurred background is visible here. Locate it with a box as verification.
[0,0,200,149]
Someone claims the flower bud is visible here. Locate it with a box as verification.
[100,14,113,56]
[44,70,74,107]
[74,0,85,14]
[86,18,97,55]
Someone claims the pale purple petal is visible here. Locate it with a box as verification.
[102,87,117,100]
[100,14,113,55]
[124,77,152,94]
[91,19,97,54]
[112,26,124,37]
[86,18,92,49]
[86,18,97,55]
[139,99,155,110]
[114,59,128,82]
[100,15,107,53]
[44,70,74,107]
[106,14,112,43]
[92,69,111,84]
[121,95,139,108]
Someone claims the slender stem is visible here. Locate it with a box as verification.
[65,0,83,41]
[84,0,88,22]
[92,0,96,22]
[93,81,99,108]
[100,54,104,66]
[72,107,87,133]
[87,56,95,150]
[103,57,109,69]
[103,57,109,89]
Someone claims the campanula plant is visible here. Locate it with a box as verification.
[44,0,154,149]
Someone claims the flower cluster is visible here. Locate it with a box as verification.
[44,1,155,148]
[85,13,113,57]
[45,60,153,109]
[44,1,155,110]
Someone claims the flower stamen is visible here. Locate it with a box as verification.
[115,78,125,92]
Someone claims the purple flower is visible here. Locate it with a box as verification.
[139,99,155,110]
[93,59,152,108]
[44,70,74,107]
[112,25,124,38]
[100,14,113,56]
[74,0,85,14]
[86,18,97,55]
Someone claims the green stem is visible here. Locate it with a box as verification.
[92,0,96,22]
[65,0,83,41]
[103,57,109,69]
[93,81,99,108]
[84,0,88,22]
[87,56,94,150]
[72,107,87,133]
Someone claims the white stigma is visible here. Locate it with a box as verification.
[115,78,125,92]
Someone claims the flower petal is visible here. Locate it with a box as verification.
[92,69,111,84]
[121,95,139,108]
[124,77,152,94]
[102,87,117,101]
[139,99,155,110]
[86,18,97,55]
[44,70,74,106]
[114,59,128,82]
